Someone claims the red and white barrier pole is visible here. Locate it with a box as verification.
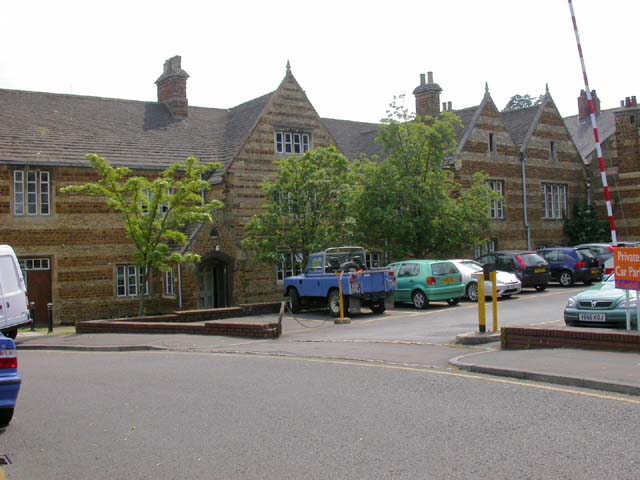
[568,0,617,245]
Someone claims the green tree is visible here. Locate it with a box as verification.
[61,154,223,315]
[351,99,499,259]
[503,94,544,111]
[242,146,355,269]
[563,201,610,244]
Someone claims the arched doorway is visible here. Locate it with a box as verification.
[197,256,231,309]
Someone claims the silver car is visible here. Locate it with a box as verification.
[450,259,522,302]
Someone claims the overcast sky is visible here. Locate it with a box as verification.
[1,0,637,123]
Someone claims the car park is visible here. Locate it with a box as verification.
[475,251,550,291]
[536,246,602,287]
[449,259,521,301]
[564,274,637,329]
[386,260,464,309]
[0,333,20,426]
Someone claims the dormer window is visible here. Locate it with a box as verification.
[275,131,310,154]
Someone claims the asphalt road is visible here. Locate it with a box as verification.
[3,349,639,480]
[5,285,638,479]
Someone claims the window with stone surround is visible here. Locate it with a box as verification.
[275,131,310,154]
[115,265,149,297]
[487,180,504,219]
[542,183,567,219]
[276,252,303,282]
[13,170,50,216]
[488,133,496,153]
[550,141,557,161]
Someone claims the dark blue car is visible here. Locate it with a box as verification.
[0,334,21,426]
[537,247,602,287]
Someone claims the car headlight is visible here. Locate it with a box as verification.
[621,298,637,309]
[566,297,577,308]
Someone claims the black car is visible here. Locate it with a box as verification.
[475,251,551,291]
[573,243,614,267]
[537,246,602,287]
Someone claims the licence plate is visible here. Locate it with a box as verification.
[442,278,455,285]
[534,268,546,273]
[578,313,606,322]
[591,269,600,275]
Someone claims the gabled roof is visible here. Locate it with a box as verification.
[563,109,617,163]
[321,118,383,160]
[0,88,271,171]
[501,103,542,147]
[451,105,481,148]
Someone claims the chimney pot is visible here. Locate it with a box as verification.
[632,96,638,107]
[442,102,447,111]
[427,72,434,84]
[420,73,426,86]
[621,100,626,107]
[155,55,190,118]
[447,101,452,110]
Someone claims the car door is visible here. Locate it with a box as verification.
[539,250,561,280]
[394,263,419,302]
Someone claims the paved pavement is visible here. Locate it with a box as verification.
[15,324,640,397]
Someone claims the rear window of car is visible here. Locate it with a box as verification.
[520,253,546,266]
[431,262,458,275]
[576,248,596,260]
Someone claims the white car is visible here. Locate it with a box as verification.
[450,259,522,302]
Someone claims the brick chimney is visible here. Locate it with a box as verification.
[155,56,190,118]
[413,72,442,118]
[578,89,600,121]
[621,96,638,108]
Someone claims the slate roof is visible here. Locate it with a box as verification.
[451,105,480,145]
[563,109,616,163]
[502,104,541,147]
[321,118,384,160]
[0,88,271,171]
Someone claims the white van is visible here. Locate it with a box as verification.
[0,245,30,338]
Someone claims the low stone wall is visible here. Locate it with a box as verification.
[501,326,640,352]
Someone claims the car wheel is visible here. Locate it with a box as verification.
[4,329,17,340]
[370,301,386,314]
[328,289,348,317]
[559,271,574,287]
[412,290,428,310]
[466,282,479,302]
[0,408,14,427]
[287,288,301,313]
[535,284,547,292]
[447,298,460,306]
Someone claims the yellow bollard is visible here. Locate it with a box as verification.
[334,271,351,324]
[491,271,498,332]
[477,273,486,333]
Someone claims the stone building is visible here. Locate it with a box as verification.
[0,58,588,324]
[412,73,587,252]
[564,91,640,241]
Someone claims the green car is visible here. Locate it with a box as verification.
[564,274,638,328]
[387,260,465,309]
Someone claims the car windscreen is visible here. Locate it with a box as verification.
[459,260,482,272]
[520,253,546,266]
[431,262,458,275]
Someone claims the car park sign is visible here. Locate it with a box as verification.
[613,247,640,290]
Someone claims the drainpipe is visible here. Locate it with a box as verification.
[177,263,183,310]
[520,151,531,250]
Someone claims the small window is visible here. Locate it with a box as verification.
[276,252,303,281]
[164,269,175,296]
[488,133,496,153]
[542,183,567,219]
[486,180,504,219]
[275,130,310,155]
[116,265,149,297]
[14,169,50,216]
[631,114,636,126]
[550,141,557,161]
